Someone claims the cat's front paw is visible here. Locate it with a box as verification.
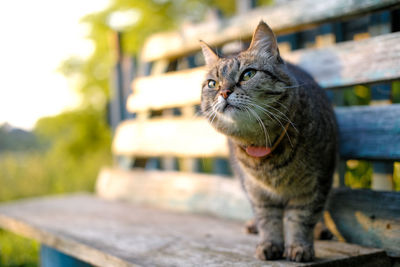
[284,243,314,262]
[255,241,284,260]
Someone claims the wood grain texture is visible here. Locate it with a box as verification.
[114,105,400,161]
[141,0,400,61]
[336,104,400,160]
[128,32,400,112]
[127,67,206,112]
[0,194,391,267]
[327,187,400,257]
[284,32,400,89]
[96,168,400,257]
[96,168,252,221]
[112,118,229,157]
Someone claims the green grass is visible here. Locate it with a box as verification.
[0,230,38,267]
[0,150,111,266]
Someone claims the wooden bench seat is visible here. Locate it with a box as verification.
[0,194,391,267]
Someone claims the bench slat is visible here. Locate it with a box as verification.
[0,194,391,266]
[337,104,400,160]
[128,67,205,112]
[327,187,400,257]
[96,168,251,220]
[113,118,228,157]
[141,0,400,61]
[129,32,400,112]
[114,105,400,160]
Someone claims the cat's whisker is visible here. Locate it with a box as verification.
[254,101,292,123]
[237,103,253,121]
[243,106,252,120]
[268,99,289,111]
[202,104,218,125]
[262,103,298,133]
[240,95,289,115]
[241,99,281,122]
[193,110,207,119]
[203,109,214,120]
[210,113,218,125]
[205,101,219,120]
[246,106,271,147]
[209,101,221,125]
[245,101,294,148]
[254,105,294,148]
[250,99,298,134]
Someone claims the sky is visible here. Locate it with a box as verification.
[0,0,110,130]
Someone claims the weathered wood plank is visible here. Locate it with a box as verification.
[129,32,400,112]
[0,194,391,266]
[336,104,400,160]
[284,32,400,89]
[141,0,400,61]
[327,187,400,257]
[96,168,252,221]
[115,105,400,161]
[127,67,206,112]
[112,118,228,158]
[96,168,400,257]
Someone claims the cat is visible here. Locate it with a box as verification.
[200,21,337,262]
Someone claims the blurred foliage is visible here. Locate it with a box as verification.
[345,160,372,189]
[258,0,274,5]
[343,85,371,106]
[0,146,111,203]
[0,230,38,267]
[393,81,400,103]
[0,109,111,266]
[394,162,400,190]
[34,109,111,161]
[59,0,238,111]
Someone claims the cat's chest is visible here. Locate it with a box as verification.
[235,146,310,195]
[241,162,311,198]
[237,155,289,184]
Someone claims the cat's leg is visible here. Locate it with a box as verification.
[283,197,325,262]
[245,217,333,240]
[244,219,258,234]
[252,201,284,260]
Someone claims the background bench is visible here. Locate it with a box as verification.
[1,0,400,266]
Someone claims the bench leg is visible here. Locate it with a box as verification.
[40,245,93,267]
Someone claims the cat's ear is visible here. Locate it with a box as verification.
[248,21,280,59]
[200,40,219,66]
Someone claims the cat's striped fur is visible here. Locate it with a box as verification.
[200,21,337,262]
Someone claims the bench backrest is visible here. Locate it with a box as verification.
[104,0,400,256]
[114,0,400,162]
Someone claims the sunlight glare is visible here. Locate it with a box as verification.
[0,0,110,130]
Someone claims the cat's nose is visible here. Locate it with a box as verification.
[220,88,232,99]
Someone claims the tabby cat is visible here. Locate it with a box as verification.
[200,21,337,262]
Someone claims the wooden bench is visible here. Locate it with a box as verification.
[1,0,400,266]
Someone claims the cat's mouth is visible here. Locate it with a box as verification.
[218,101,238,113]
[222,103,235,112]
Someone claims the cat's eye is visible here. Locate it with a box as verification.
[207,79,217,89]
[241,69,257,82]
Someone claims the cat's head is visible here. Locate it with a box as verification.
[200,21,296,147]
